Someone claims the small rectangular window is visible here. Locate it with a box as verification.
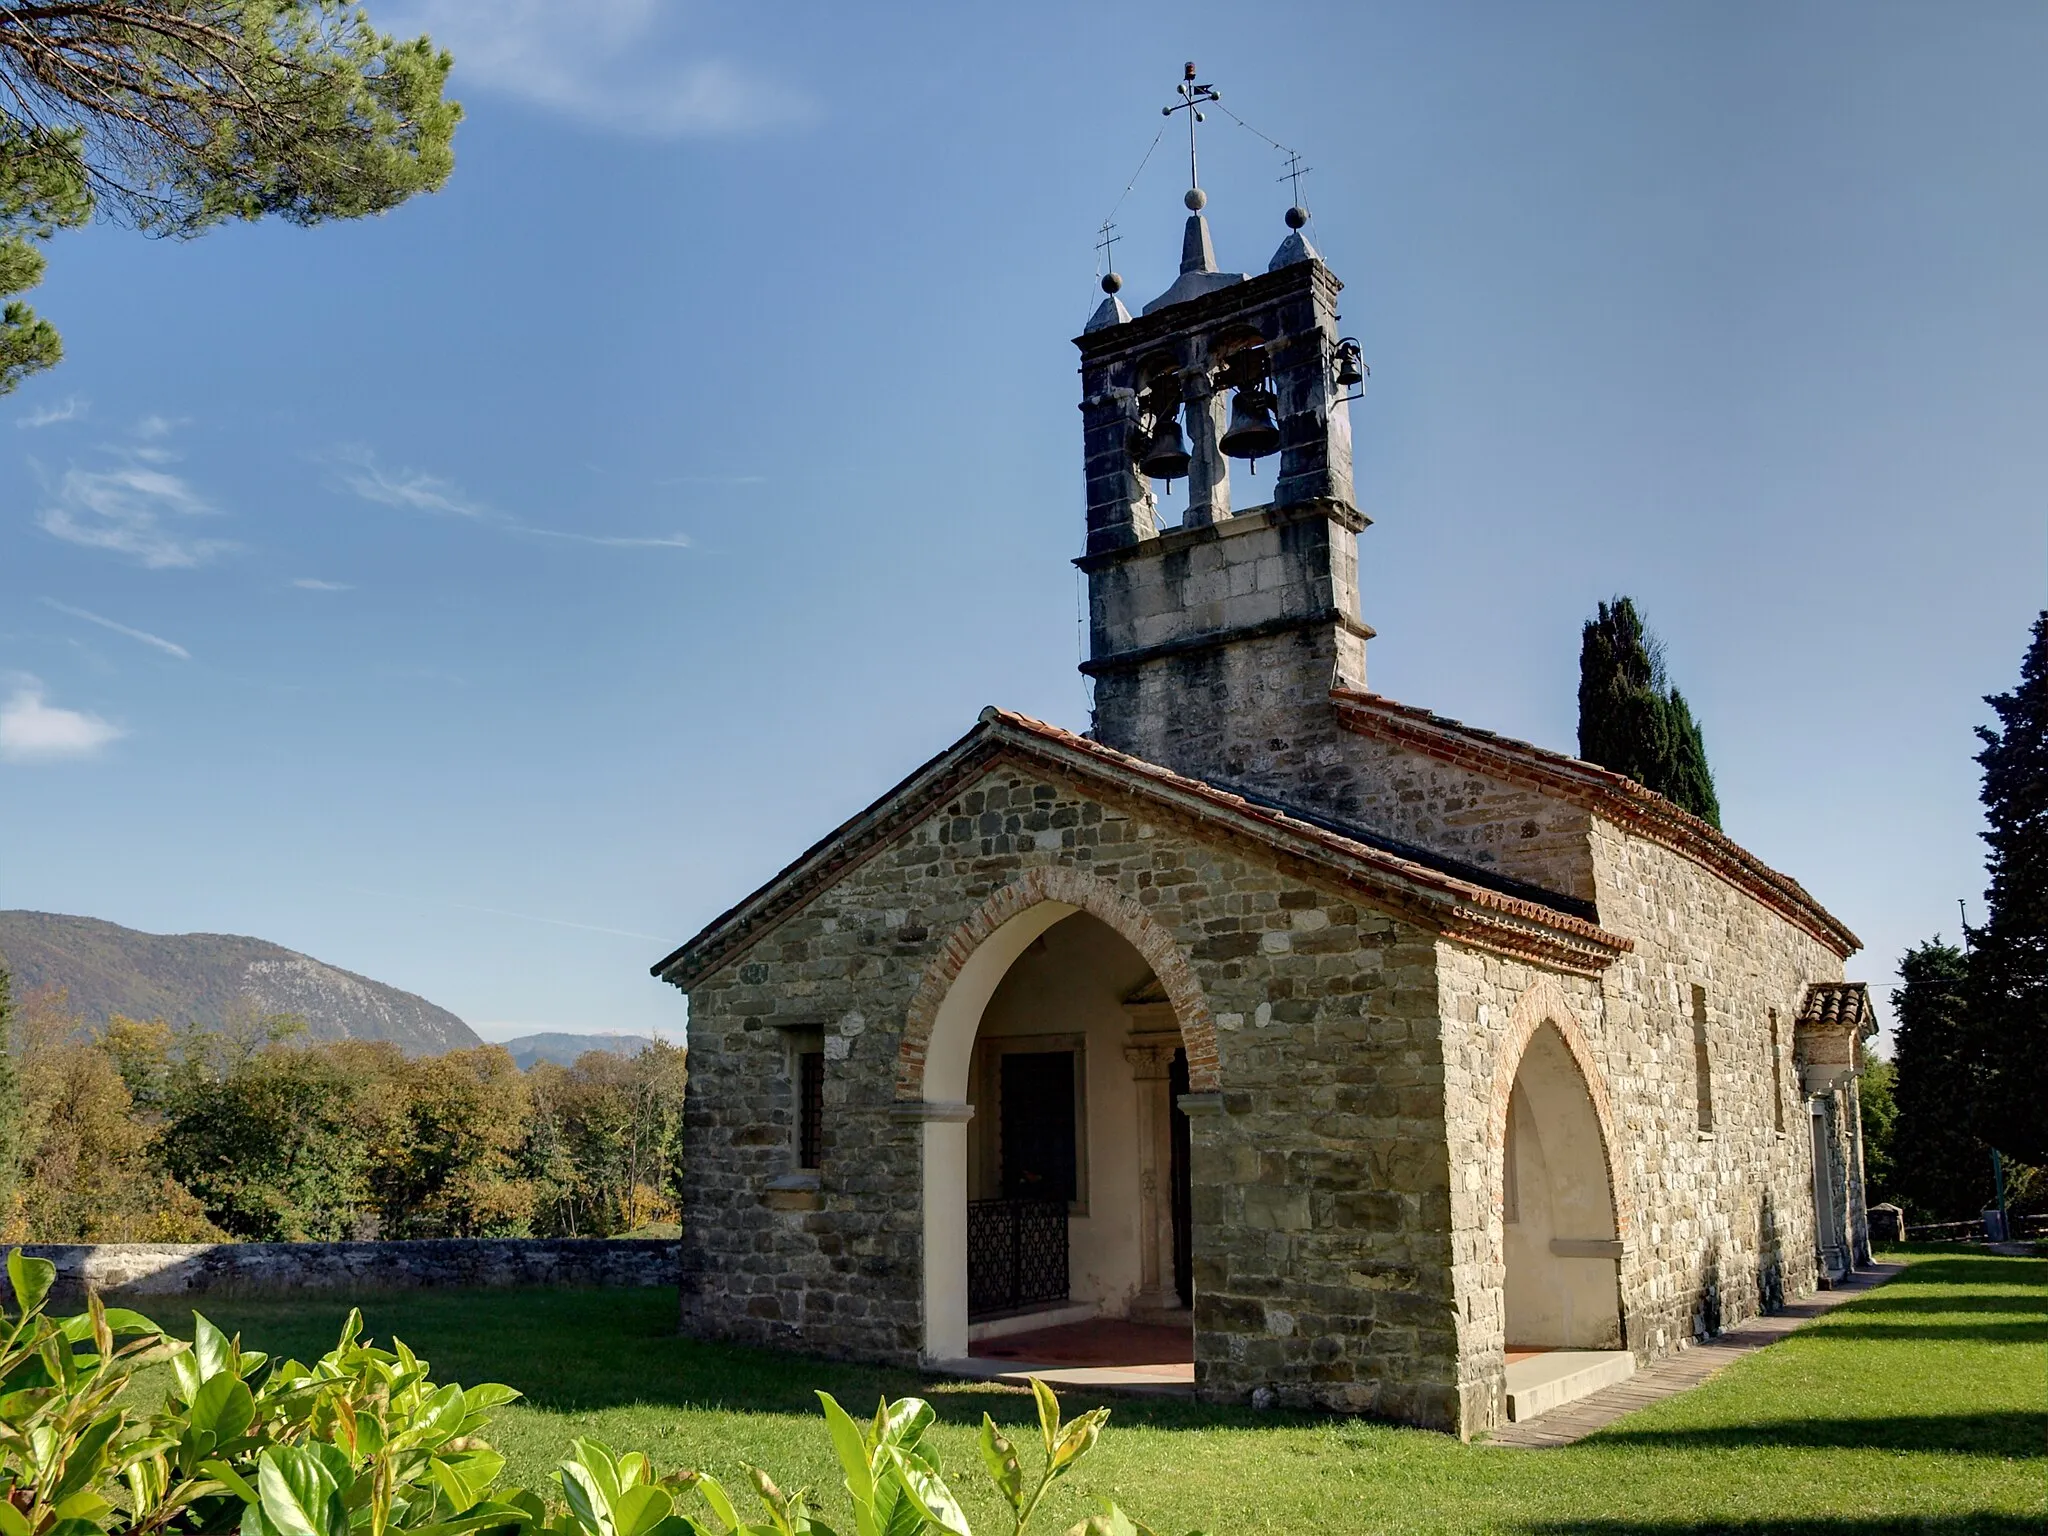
[1691,984,1715,1133]
[798,1049,824,1169]
[1768,1008,1785,1134]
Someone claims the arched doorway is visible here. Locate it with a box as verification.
[906,887,1204,1365]
[1503,1021,1625,1350]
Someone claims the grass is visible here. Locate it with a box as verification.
[126,1247,2044,1536]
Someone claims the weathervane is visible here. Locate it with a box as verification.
[1162,61,1221,202]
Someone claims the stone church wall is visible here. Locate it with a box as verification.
[680,760,1472,1427]
[1586,817,1844,1354]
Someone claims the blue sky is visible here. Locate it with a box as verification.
[2,2,2043,1045]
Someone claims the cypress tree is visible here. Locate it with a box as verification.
[1888,939,1991,1221]
[1968,611,2048,1167]
[1577,597,1722,828]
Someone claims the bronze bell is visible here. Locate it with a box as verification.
[1139,410,1192,483]
[1219,385,1281,462]
[1334,337,1366,390]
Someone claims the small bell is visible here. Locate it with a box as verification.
[1334,338,1366,390]
[1219,386,1281,461]
[1139,411,1192,483]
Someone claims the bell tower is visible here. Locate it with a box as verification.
[1075,86,1369,802]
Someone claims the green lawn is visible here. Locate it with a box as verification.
[129,1248,2044,1536]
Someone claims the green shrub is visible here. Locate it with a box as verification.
[0,1253,1192,1536]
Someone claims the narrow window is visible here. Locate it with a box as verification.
[1768,1008,1785,1134]
[797,1049,825,1169]
[1691,984,1715,1133]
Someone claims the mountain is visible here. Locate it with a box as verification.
[497,1032,658,1070]
[0,911,481,1056]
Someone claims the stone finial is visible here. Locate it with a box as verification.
[1144,212,1247,314]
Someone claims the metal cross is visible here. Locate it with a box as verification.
[1278,150,1312,209]
[1095,219,1120,275]
[1162,61,1221,193]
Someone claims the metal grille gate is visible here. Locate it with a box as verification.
[967,1198,1069,1318]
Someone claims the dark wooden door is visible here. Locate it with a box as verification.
[1000,1050,1077,1204]
[1170,1046,1192,1306]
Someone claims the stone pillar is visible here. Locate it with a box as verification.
[1181,366,1231,528]
[1124,1014,1182,1316]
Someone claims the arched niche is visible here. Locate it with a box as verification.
[1502,1021,1626,1350]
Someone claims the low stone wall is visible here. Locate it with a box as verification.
[17,1239,678,1306]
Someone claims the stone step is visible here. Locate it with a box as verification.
[1504,1349,1637,1422]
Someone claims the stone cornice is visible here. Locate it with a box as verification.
[1329,689,1861,960]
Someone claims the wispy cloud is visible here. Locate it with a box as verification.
[521,527,692,549]
[329,447,691,551]
[37,463,235,568]
[16,396,86,429]
[0,678,123,763]
[291,577,353,591]
[330,446,487,520]
[388,0,812,137]
[41,599,191,660]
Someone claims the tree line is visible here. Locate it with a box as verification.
[0,980,686,1244]
[1867,614,2048,1226]
[1579,597,2043,1229]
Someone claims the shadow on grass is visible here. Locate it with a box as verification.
[1522,1521,2041,1536]
[130,1287,1292,1435]
[1590,1411,2045,1458]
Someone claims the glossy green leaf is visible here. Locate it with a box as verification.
[815,1393,875,1535]
[0,1496,30,1536]
[201,1456,260,1505]
[976,1414,1023,1514]
[612,1482,675,1536]
[7,1251,54,1317]
[692,1473,742,1534]
[190,1370,257,1443]
[256,1445,345,1536]
[1031,1378,1061,1458]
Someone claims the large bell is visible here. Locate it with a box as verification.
[1139,411,1191,482]
[1219,385,1281,461]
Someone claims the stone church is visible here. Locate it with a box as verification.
[653,188,1875,1437]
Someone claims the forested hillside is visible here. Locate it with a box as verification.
[0,911,479,1055]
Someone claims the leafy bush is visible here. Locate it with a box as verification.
[0,1252,1193,1536]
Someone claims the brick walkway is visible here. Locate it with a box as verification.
[1483,1263,1904,1448]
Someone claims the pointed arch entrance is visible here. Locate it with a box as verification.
[898,867,1214,1362]
[1501,1021,1626,1349]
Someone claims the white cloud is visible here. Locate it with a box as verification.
[291,577,353,591]
[16,396,86,429]
[0,679,123,762]
[389,0,811,136]
[330,447,692,551]
[41,599,191,659]
[37,462,234,569]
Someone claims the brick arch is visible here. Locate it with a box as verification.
[896,865,1220,1097]
[1487,977,1636,1242]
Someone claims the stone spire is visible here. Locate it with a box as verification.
[1144,188,1246,314]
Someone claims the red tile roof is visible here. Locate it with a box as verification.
[1330,690,1860,959]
